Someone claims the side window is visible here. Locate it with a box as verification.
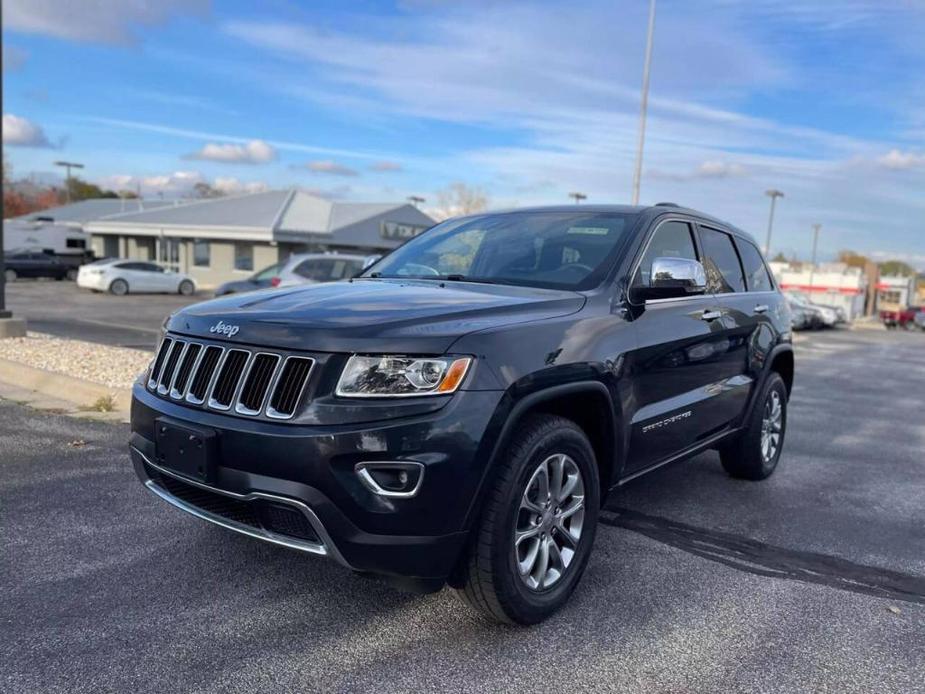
[234,243,254,272]
[633,220,698,287]
[699,227,746,293]
[116,262,138,271]
[736,240,773,292]
[296,259,334,281]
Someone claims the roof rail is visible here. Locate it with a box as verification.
[654,202,680,207]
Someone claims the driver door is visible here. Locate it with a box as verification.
[624,218,733,473]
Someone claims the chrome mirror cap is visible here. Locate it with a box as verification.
[650,257,707,294]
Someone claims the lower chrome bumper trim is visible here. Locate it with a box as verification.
[133,446,349,566]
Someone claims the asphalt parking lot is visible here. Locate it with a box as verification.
[2,329,924,693]
[5,280,203,349]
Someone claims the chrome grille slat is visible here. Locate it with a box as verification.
[235,353,280,416]
[157,340,185,394]
[207,349,250,410]
[170,343,203,399]
[267,357,314,419]
[186,345,224,404]
[148,338,173,390]
[150,334,315,420]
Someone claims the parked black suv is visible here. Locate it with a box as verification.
[131,205,793,624]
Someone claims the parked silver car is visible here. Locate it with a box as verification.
[275,253,371,288]
[77,258,197,296]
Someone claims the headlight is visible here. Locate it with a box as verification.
[336,355,472,397]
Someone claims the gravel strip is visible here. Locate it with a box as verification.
[0,332,151,388]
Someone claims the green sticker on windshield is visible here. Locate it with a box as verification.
[566,227,610,236]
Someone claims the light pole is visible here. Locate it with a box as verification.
[407,195,425,208]
[631,0,657,205]
[764,189,784,256]
[54,160,84,204]
[808,223,822,289]
[568,192,587,204]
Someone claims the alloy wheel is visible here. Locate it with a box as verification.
[514,453,585,591]
[761,390,783,463]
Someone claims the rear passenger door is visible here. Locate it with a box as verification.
[625,218,733,473]
[694,225,760,424]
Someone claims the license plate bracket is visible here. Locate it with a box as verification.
[154,418,218,484]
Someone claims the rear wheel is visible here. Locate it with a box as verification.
[178,279,195,296]
[4,269,17,282]
[455,414,599,624]
[109,278,129,296]
[720,372,787,480]
[65,268,79,281]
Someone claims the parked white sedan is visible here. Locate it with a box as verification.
[77,259,197,296]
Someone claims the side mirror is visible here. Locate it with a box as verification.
[636,257,707,301]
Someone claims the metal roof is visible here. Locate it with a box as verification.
[88,188,434,235]
[93,189,295,229]
[12,198,179,225]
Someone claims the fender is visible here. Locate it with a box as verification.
[740,342,794,426]
[461,380,619,531]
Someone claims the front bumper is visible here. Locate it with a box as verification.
[130,383,505,583]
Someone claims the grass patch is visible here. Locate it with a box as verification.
[81,394,118,413]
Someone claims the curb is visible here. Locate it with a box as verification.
[0,358,132,416]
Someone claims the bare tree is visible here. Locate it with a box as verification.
[431,182,489,220]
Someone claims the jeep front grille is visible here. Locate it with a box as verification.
[147,336,314,420]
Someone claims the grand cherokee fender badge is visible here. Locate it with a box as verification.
[209,320,240,337]
[642,410,691,434]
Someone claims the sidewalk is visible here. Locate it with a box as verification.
[0,332,151,422]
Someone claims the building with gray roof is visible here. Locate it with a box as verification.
[84,189,434,287]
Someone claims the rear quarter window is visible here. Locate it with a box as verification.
[736,240,774,292]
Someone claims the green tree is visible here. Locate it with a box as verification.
[771,252,787,262]
[67,177,118,201]
[878,260,916,277]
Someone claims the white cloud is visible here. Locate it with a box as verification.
[2,113,52,147]
[877,149,925,170]
[649,160,749,182]
[2,0,209,45]
[185,139,276,164]
[302,160,359,176]
[213,177,268,195]
[96,171,264,197]
[370,160,402,172]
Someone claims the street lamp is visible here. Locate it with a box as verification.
[407,195,425,208]
[808,223,822,289]
[54,160,84,204]
[568,192,587,204]
[764,189,784,256]
[631,0,657,205]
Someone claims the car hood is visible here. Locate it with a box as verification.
[165,278,586,353]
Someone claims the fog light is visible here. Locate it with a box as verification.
[355,462,424,498]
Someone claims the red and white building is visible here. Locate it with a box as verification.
[875,275,917,311]
[768,262,868,321]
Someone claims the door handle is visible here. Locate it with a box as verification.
[700,310,723,321]
[754,304,769,314]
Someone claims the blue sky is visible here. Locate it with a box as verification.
[3,0,924,267]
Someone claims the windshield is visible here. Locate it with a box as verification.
[364,211,635,290]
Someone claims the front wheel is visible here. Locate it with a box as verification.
[66,268,79,281]
[455,414,599,624]
[4,269,17,282]
[178,279,195,296]
[720,372,788,480]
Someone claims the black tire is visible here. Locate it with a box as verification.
[178,279,195,296]
[109,278,129,296]
[720,372,788,480]
[455,414,600,625]
[4,269,17,282]
[65,268,79,281]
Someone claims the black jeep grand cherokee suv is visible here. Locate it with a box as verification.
[131,204,793,624]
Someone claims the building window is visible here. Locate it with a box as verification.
[234,243,254,272]
[193,240,210,267]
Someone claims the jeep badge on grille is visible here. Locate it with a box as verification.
[209,321,240,337]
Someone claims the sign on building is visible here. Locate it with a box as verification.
[380,221,429,241]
